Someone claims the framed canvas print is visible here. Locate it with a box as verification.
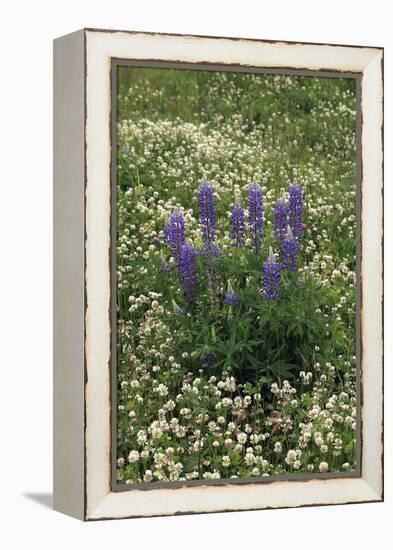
[53,28,384,521]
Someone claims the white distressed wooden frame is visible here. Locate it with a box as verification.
[53,28,383,521]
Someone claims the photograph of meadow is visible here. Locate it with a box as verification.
[115,65,358,485]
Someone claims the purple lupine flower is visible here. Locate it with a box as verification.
[168,210,186,264]
[281,227,298,271]
[199,181,216,248]
[263,248,281,300]
[198,242,222,262]
[288,181,303,242]
[224,281,239,305]
[178,243,198,303]
[201,353,216,369]
[274,198,287,246]
[224,290,238,305]
[248,182,263,254]
[230,202,246,248]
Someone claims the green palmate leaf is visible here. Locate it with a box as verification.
[231,453,242,466]
[182,453,200,473]
[268,361,298,380]
[259,375,273,386]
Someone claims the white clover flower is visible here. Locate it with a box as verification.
[136,430,147,445]
[244,395,252,406]
[128,450,140,464]
[165,447,175,457]
[319,461,329,473]
[285,450,297,464]
[274,442,282,454]
[143,470,153,482]
[245,453,255,466]
[222,456,231,467]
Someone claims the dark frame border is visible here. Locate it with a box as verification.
[109,58,363,494]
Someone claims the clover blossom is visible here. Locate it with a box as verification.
[282,227,298,271]
[274,198,287,245]
[168,210,186,264]
[288,181,303,241]
[224,280,239,305]
[199,181,216,249]
[230,202,246,248]
[263,248,281,300]
[248,182,263,254]
[178,243,198,303]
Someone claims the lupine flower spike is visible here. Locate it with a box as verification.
[224,280,239,305]
[201,353,216,369]
[248,182,263,254]
[288,181,303,242]
[230,202,246,248]
[168,210,186,264]
[282,226,298,271]
[263,247,281,300]
[199,181,216,249]
[274,198,287,246]
[199,181,221,303]
[178,243,198,303]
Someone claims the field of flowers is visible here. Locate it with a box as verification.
[115,67,358,484]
